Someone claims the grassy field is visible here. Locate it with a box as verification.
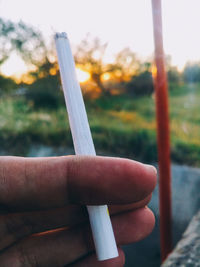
[0,83,200,166]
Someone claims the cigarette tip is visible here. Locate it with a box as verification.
[54,32,68,40]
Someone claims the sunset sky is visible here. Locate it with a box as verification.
[1,0,200,77]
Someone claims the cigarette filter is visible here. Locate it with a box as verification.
[54,32,118,261]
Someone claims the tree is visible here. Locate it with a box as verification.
[75,36,141,97]
[111,48,140,82]
[0,18,16,66]
[183,62,200,83]
[25,75,62,109]
[165,55,181,85]
[125,70,154,96]
[0,18,56,78]
[75,36,110,96]
[0,76,16,95]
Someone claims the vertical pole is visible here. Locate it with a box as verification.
[151,0,172,261]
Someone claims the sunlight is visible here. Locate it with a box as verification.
[1,53,28,78]
[151,64,157,79]
[75,67,90,83]
[1,54,90,84]
[0,53,37,84]
[19,74,35,84]
[102,73,110,81]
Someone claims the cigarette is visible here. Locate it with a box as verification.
[54,32,118,261]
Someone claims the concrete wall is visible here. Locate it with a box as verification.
[162,211,200,266]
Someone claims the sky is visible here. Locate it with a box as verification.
[1,0,200,77]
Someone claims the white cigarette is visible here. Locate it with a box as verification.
[54,32,118,261]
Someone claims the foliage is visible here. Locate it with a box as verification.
[75,36,139,97]
[0,18,44,66]
[75,36,110,96]
[110,48,140,82]
[0,18,200,166]
[0,75,17,94]
[167,67,181,85]
[183,62,200,83]
[125,71,154,96]
[0,17,57,80]
[1,83,200,166]
[25,75,63,109]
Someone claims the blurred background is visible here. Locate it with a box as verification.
[0,0,200,266]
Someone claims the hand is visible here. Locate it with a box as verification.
[0,156,157,267]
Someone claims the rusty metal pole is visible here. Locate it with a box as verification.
[151,0,172,261]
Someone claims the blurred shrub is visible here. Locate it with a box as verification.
[125,71,154,96]
[183,62,200,83]
[167,68,181,85]
[91,125,157,162]
[0,75,17,95]
[171,141,200,167]
[26,75,64,109]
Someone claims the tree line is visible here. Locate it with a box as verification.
[0,18,199,107]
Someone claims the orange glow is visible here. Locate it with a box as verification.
[102,73,110,81]
[76,67,90,83]
[14,74,35,84]
[151,64,157,79]
[49,67,57,75]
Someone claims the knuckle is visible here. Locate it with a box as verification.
[66,156,81,203]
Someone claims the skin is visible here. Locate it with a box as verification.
[0,155,157,267]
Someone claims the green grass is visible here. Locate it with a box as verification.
[0,83,200,166]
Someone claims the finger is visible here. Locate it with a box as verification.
[69,248,125,267]
[0,205,86,251]
[0,156,157,210]
[0,207,155,266]
[0,194,152,251]
[109,194,152,214]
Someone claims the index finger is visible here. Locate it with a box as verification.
[0,156,157,211]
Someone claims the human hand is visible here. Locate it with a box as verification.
[0,156,157,267]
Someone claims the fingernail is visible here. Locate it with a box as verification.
[145,164,157,175]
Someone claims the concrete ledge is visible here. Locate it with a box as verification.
[162,211,200,266]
